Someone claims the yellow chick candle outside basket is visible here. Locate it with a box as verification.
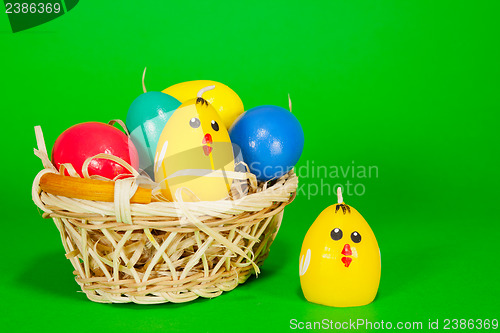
[154,86,235,202]
[299,188,381,307]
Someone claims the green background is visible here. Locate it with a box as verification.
[1,0,499,332]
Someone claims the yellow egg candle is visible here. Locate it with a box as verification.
[299,188,381,307]
[163,80,244,130]
[154,86,235,202]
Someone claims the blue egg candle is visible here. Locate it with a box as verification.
[229,105,304,181]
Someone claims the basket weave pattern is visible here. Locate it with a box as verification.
[32,129,298,303]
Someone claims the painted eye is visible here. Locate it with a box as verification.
[189,117,200,128]
[351,231,361,243]
[330,228,343,241]
[211,120,219,131]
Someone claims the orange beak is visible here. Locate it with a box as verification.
[341,244,353,267]
[342,244,352,256]
[202,133,213,156]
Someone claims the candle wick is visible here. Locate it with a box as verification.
[197,85,215,98]
[142,67,147,93]
[337,187,343,204]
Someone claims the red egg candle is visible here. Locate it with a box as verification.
[52,122,139,179]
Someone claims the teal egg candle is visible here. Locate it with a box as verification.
[126,91,181,178]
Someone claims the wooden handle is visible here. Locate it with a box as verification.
[39,173,152,204]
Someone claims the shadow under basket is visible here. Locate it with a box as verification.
[32,135,298,304]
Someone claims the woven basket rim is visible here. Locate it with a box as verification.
[33,169,298,224]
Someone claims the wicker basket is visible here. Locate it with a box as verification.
[32,127,298,304]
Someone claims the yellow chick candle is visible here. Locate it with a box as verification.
[299,188,381,307]
[154,86,235,201]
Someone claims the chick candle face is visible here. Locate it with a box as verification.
[154,86,235,201]
[299,188,381,307]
